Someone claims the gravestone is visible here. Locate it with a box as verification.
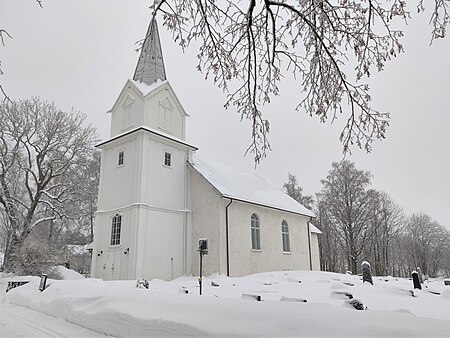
[346,299,365,310]
[136,278,149,289]
[412,271,422,290]
[361,261,373,285]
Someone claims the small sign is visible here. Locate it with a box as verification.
[39,274,48,292]
[198,239,208,255]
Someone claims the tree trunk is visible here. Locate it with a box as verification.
[3,234,22,272]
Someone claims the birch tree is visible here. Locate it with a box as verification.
[318,160,373,274]
[152,0,450,162]
[0,98,97,272]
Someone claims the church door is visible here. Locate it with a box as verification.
[106,251,122,280]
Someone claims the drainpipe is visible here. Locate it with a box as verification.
[225,199,233,276]
[307,217,313,271]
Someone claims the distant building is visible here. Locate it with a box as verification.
[91,15,320,281]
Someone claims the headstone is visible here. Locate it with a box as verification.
[412,271,421,290]
[346,299,365,310]
[136,278,149,289]
[280,296,307,302]
[361,261,373,285]
[242,293,261,301]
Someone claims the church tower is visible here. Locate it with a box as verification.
[91,15,197,281]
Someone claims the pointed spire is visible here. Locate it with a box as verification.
[133,15,167,85]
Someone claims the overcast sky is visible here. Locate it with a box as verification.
[1,0,449,229]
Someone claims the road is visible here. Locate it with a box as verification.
[0,303,108,337]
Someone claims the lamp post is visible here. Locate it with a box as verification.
[198,239,208,295]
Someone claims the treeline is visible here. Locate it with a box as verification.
[285,161,450,278]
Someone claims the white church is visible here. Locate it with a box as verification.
[91,16,320,281]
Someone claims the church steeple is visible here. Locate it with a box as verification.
[133,15,167,85]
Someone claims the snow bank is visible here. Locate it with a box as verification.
[3,271,450,337]
[54,265,86,280]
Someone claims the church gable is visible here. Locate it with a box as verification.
[109,80,145,138]
[143,82,187,140]
[109,80,186,140]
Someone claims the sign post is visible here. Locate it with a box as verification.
[39,274,48,292]
[198,239,208,295]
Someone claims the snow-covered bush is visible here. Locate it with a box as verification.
[11,243,53,277]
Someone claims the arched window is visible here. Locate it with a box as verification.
[251,213,261,250]
[282,220,290,252]
[111,214,122,246]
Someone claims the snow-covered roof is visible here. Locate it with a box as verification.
[310,224,322,234]
[130,79,167,96]
[96,125,198,150]
[190,155,315,218]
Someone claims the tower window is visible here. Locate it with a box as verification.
[111,214,122,246]
[164,151,172,167]
[118,151,124,166]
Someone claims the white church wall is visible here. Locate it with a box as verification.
[138,208,187,280]
[142,136,189,210]
[96,135,140,211]
[227,201,312,277]
[310,233,321,271]
[190,170,226,277]
[190,170,314,278]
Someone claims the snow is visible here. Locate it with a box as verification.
[1,270,449,337]
[191,155,315,218]
[130,78,167,96]
[310,224,321,234]
[54,265,86,280]
[96,125,197,150]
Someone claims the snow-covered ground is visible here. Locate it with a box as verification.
[1,268,449,337]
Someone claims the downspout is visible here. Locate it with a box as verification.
[225,198,233,276]
[307,217,313,271]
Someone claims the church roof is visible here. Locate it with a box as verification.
[190,155,315,218]
[133,16,167,85]
[96,125,198,150]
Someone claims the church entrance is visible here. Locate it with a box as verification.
[106,251,122,280]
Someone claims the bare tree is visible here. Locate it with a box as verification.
[0,98,98,272]
[314,195,345,272]
[318,160,373,274]
[362,190,404,275]
[403,213,450,277]
[151,0,449,162]
[283,172,313,210]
